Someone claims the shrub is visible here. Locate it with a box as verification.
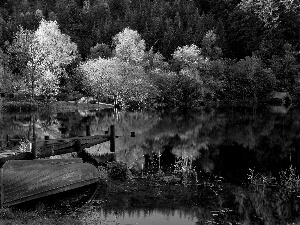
[107,161,128,181]
[150,69,203,109]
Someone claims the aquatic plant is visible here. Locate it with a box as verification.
[173,156,198,186]
[279,165,300,194]
[106,161,133,181]
[247,168,277,191]
[247,166,300,195]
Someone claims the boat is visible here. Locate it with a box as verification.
[1,158,100,207]
[0,125,117,208]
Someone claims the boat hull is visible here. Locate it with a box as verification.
[2,158,99,207]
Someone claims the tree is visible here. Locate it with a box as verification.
[79,57,121,100]
[172,44,202,69]
[79,56,158,109]
[238,0,280,27]
[0,48,5,92]
[201,30,222,60]
[225,55,276,102]
[88,43,112,59]
[8,20,78,97]
[238,0,300,28]
[113,27,146,65]
[0,47,20,95]
[269,43,300,95]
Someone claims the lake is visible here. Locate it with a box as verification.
[1,104,300,224]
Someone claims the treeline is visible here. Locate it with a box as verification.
[0,0,300,110]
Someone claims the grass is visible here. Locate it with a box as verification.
[0,208,81,225]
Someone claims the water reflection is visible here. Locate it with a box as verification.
[2,106,300,223]
[79,208,199,225]
[1,107,300,181]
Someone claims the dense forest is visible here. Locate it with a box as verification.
[0,0,300,110]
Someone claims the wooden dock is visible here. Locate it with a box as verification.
[0,125,122,208]
[0,125,117,164]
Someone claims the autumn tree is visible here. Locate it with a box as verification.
[80,28,158,109]
[8,19,78,98]
[113,27,146,65]
[79,57,121,100]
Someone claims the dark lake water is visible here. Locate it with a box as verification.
[1,104,300,224]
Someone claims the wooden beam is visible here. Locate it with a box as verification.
[32,138,37,159]
[0,166,3,209]
[86,125,91,136]
[110,125,115,152]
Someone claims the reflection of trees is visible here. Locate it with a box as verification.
[235,187,300,224]
[214,107,300,183]
[0,112,63,149]
[3,106,300,184]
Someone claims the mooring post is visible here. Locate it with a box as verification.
[5,135,9,148]
[86,125,91,136]
[32,115,37,159]
[110,125,115,152]
[32,137,37,159]
[0,166,3,209]
[75,139,82,155]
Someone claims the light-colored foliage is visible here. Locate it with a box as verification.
[171,44,221,102]
[113,27,146,64]
[238,0,300,27]
[9,27,34,54]
[118,62,158,107]
[172,44,202,68]
[202,30,222,59]
[145,47,168,70]
[79,57,121,99]
[33,19,77,68]
[79,56,158,108]
[8,20,78,97]
[35,9,44,19]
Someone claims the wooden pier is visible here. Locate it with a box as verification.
[0,125,117,164]
[0,124,128,208]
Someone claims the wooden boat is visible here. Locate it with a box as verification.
[0,126,117,208]
[1,158,100,207]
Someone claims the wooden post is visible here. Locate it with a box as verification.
[86,125,91,136]
[32,137,37,159]
[32,114,36,159]
[110,125,115,152]
[5,135,9,148]
[0,166,3,209]
[75,139,82,154]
